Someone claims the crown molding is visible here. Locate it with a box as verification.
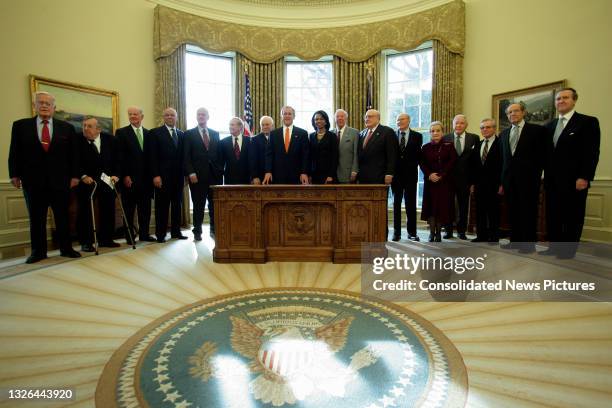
[148,0,456,29]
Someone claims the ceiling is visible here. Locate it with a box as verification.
[149,0,455,28]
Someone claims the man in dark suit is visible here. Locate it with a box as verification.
[357,109,398,184]
[150,107,187,243]
[115,106,155,244]
[541,88,600,259]
[499,102,547,253]
[220,117,252,185]
[250,116,274,184]
[263,106,309,185]
[76,117,120,251]
[443,114,479,240]
[183,107,222,241]
[391,113,422,242]
[8,91,81,263]
[469,118,503,243]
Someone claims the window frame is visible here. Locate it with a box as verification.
[184,45,236,139]
[381,42,433,209]
[284,56,334,132]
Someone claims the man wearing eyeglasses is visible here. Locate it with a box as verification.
[8,91,81,263]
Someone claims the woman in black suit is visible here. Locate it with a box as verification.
[309,110,338,184]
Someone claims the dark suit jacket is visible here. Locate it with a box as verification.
[220,135,252,184]
[309,131,339,183]
[544,112,600,192]
[443,131,479,189]
[149,125,185,192]
[470,136,502,192]
[77,133,119,181]
[500,122,546,192]
[265,126,309,184]
[183,127,222,187]
[394,128,422,184]
[115,125,152,192]
[357,124,399,184]
[250,132,270,181]
[8,117,79,191]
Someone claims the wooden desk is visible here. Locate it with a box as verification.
[212,185,388,263]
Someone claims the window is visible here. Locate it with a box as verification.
[385,45,433,207]
[285,58,333,132]
[185,46,235,138]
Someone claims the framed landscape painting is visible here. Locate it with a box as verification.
[29,75,119,134]
[492,80,566,133]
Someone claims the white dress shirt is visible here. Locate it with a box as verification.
[36,116,53,141]
[558,109,575,126]
[232,134,243,150]
[480,136,495,158]
[454,131,466,152]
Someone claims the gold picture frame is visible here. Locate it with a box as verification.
[492,80,566,133]
[29,74,119,134]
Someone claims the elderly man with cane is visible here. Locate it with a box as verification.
[76,117,121,252]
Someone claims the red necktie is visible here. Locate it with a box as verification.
[363,129,373,148]
[233,137,240,159]
[201,129,209,150]
[41,120,51,152]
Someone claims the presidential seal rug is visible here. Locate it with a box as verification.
[96,289,467,408]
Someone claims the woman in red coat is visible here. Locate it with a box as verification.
[420,121,458,241]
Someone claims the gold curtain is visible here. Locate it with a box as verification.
[154,44,187,130]
[235,54,284,134]
[333,54,380,131]
[431,40,464,133]
[154,1,465,63]
[153,44,189,227]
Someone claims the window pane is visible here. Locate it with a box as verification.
[385,48,433,208]
[285,61,333,132]
[185,51,234,138]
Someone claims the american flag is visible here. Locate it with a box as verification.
[243,72,253,136]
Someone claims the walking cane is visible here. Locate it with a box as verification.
[111,179,136,250]
[90,180,99,255]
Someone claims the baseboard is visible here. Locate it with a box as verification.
[1,178,610,259]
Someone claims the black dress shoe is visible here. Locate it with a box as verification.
[428,233,435,242]
[99,241,121,248]
[60,249,81,258]
[539,248,557,256]
[458,233,468,240]
[434,233,442,242]
[391,235,400,242]
[140,236,157,242]
[408,235,420,242]
[443,233,454,239]
[156,237,166,243]
[25,254,47,264]
[172,234,188,240]
[194,233,202,241]
[81,244,95,252]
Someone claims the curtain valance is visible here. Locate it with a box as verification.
[154,1,464,63]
